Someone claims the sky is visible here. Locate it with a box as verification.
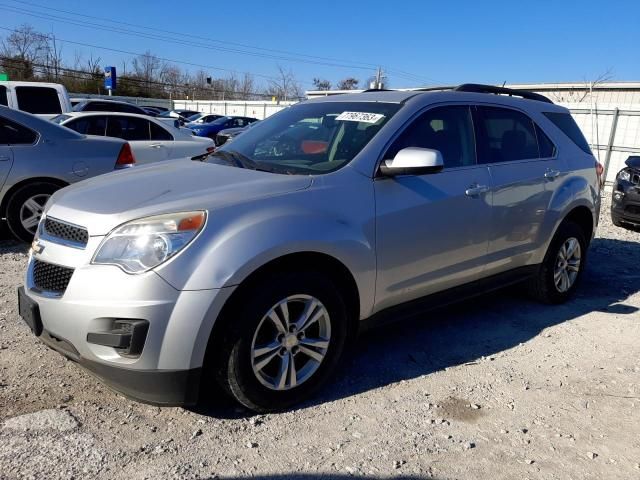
[1,0,639,91]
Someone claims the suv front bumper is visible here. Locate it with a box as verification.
[19,241,235,406]
[611,182,640,226]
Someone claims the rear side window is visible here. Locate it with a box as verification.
[543,112,592,154]
[475,106,539,163]
[385,105,477,168]
[15,87,62,114]
[66,116,107,136]
[150,122,173,141]
[0,116,37,144]
[106,116,150,141]
[0,86,7,106]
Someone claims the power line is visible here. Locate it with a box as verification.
[0,0,443,85]
[7,0,382,70]
[0,4,374,77]
[0,25,295,86]
[0,55,294,100]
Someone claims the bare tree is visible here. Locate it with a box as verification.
[313,78,332,91]
[132,51,164,94]
[336,77,359,90]
[238,73,255,100]
[266,65,301,101]
[0,24,48,80]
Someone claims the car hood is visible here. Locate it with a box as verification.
[45,160,312,236]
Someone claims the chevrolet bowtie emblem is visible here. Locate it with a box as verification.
[31,241,44,254]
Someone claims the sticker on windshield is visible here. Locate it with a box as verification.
[335,112,385,124]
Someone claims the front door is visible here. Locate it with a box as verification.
[374,105,492,311]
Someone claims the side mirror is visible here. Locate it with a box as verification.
[379,147,444,176]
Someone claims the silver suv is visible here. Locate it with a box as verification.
[18,84,601,412]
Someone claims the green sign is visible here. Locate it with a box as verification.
[0,73,8,81]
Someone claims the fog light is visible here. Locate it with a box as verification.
[87,319,149,357]
[613,191,624,202]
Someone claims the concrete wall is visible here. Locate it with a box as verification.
[172,100,297,120]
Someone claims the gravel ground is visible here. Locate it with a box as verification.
[1,196,639,480]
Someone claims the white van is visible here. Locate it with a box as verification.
[0,81,72,119]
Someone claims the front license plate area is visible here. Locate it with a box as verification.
[18,287,43,336]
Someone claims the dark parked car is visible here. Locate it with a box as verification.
[611,155,640,229]
[73,99,148,115]
[189,116,258,139]
[215,121,259,146]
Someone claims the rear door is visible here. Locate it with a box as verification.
[474,105,559,275]
[374,105,493,310]
[106,116,170,164]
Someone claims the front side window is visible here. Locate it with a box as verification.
[385,105,476,168]
[15,87,61,114]
[207,101,401,175]
[475,106,539,163]
[0,116,37,144]
[106,116,150,141]
[0,86,7,107]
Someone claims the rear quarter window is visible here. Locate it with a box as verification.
[543,112,592,154]
[15,86,62,114]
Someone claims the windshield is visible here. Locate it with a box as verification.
[210,116,231,125]
[186,113,203,122]
[206,102,400,175]
[51,114,71,124]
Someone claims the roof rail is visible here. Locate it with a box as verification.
[409,86,456,92]
[454,83,554,104]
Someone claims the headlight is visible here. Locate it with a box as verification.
[618,169,631,182]
[92,211,206,274]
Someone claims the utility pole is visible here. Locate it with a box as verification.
[371,67,386,89]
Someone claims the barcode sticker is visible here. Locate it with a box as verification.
[335,112,385,124]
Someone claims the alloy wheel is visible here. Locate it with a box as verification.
[554,237,581,293]
[250,294,331,391]
[19,194,50,234]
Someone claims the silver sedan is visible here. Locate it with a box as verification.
[0,105,131,242]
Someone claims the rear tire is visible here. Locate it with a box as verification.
[527,220,587,304]
[210,272,349,412]
[6,182,61,243]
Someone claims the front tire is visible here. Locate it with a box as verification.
[211,272,349,412]
[528,220,587,304]
[6,182,61,243]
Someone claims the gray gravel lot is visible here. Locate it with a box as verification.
[1,196,639,480]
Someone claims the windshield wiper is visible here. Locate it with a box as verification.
[211,150,280,173]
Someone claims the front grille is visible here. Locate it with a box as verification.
[43,218,88,247]
[631,171,640,185]
[32,259,74,294]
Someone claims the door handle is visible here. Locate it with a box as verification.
[0,155,10,161]
[544,169,560,180]
[149,143,164,148]
[465,184,490,197]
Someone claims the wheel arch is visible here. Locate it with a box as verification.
[198,251,361,371]
[1,177,69,219]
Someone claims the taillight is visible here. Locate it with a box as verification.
[206,146,215,153]
[595,160,604,186]
[115,143,136,169]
